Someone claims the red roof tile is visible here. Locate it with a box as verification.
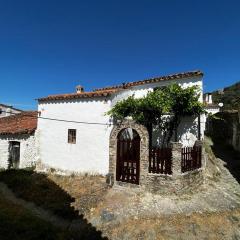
[38,89,118,102]
[0,111,38,135]
[93,70,203,91]
[38,70,203,102]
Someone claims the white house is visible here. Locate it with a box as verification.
[204,93,221,115]
[0,111,38,169]
[37,70,205,176]
[0,103,22,118]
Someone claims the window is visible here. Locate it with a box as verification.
[68,129,76,144]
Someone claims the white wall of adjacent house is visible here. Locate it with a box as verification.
[37,76,204,174]
[0,134,37,169]
[205,106,220,115]
[37,99,112,174]
[112,76,204,147]
[0,105,21,118]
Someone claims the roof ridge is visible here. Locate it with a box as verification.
[93,70,203,92]
[0,111,37,135]
[0,103,23,112]
[38,70,203,102]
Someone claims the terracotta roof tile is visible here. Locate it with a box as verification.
[0,111,38,135]
[38,89,118,102]
[38,70,203,102]
[93,70,203,91]
[204,104,220,108]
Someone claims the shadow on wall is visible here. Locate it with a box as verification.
[0,169,107,240]
[210,141,240,184]
[206,113,240,184]
[152,116,198,147]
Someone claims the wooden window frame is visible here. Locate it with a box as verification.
[68,129,76,144]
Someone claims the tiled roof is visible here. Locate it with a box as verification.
[0,111,38,135]
[204,103,220,108]
[0,103,22,112]
[38,89,118,102]
[38,70,203,102]
[93,70,203,91]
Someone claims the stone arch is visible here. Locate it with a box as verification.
[109,120,149,186]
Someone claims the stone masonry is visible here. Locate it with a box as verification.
[108,120,205,195]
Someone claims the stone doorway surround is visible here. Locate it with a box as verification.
[109,120,149,188]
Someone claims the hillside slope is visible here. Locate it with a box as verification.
[210,81,240,110]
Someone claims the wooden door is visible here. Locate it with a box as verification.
[9,142,20,169]
[116,128,140,184]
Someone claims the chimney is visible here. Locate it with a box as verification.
[76,85,84,93]
[208,94,213,104]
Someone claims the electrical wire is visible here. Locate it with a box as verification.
[0,109,207,125]
[0,110,112,126]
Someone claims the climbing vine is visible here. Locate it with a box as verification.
[107,84,205,145]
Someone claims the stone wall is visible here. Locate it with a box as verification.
[108,119,149,186]
[207,111,240,152]
[0,133,38,169]
[109,120,205,195]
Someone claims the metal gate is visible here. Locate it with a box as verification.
[116,128,140,184]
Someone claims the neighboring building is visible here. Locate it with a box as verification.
[0,103,22,118]
[204,93,221,115]
[0,111,38,169]
[207,110,240,152]
[37,70,205,176]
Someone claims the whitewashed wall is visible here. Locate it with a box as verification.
[112,76,204,147]
[38,98,112,174]
[0,106,21,118]
[111,77,203,105]
[205,106,220,115]
[0,134,37,169]
[37,76,204,174]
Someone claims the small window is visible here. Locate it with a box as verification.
[0,108,2,114]
[68,129,76,144]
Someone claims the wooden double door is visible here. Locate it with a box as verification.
[116,128,140,185]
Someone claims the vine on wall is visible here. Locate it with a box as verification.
[107,84,204,146]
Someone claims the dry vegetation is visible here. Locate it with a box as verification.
[48,174,109,216]
[0,137,239,239]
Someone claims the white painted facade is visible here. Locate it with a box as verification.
[205,106,220,115]
[0,134,38,169]
[38,75,204,175]
[204,93,221,115]
[0,104,22,118]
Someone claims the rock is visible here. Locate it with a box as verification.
[232,232,240,240]
[229,215,239,223]
[100,210,115,222]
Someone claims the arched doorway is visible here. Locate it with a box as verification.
[116,128,140,184]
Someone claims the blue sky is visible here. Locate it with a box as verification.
[0,0,239,110]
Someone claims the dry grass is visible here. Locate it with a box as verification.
[48,174,109,215]
[106,209,240,240]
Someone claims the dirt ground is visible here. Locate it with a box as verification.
[0,136,239,239]
[48,137,240,240]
